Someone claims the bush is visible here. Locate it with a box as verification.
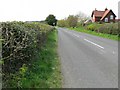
[86,23,102,32]
[76,22,83,27]
[0,21,54,87]
[99,23,118,35]
[85,23,118,35]
[57,20,69,27]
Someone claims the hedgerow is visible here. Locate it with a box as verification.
[86,23,102,32]
[85,23,118,35]
[0,21,54,87]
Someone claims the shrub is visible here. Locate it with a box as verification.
[86,23,102,32]
[0,21,54,87]
[57,20,69,27]
[99,23,118,35]
[86,23,118,35]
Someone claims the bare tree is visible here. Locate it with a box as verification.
[76,11,90,23]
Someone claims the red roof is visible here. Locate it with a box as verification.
[93,10,105,17]
[91,8,116,21]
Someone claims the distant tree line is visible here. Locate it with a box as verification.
[57,12,90,28]
[42,12,89,28]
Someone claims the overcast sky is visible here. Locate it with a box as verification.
[0,0,119,21]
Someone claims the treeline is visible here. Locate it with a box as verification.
[57,15,78,28]
[57,12,89,28]
[0,21,54,87]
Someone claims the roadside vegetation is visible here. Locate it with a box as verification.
[57,13,119,41]
[0,21,62,88]
[70,23,119,41]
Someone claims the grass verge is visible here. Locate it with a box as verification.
[69,27,119,41]
[9,29,62,88]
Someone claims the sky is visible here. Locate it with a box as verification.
[0,0,119,21]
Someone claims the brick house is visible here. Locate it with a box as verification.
[91,8,116,23]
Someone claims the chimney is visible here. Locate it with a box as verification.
[95,8,97,11]
[105,8,108,11]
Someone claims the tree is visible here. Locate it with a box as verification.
[57,19,68,27]
[76,11,90,23]
[45,14,57,26]
[67,15,78,28]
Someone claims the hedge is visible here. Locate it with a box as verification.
[85,23,118,35]
[0,21,54,87]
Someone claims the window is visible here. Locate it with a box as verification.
[110,15,114,20]
[105,18,108,22]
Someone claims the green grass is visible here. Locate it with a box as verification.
[69,27,119,41]
[9,30,62,88]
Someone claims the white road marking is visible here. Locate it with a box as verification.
[64,30,118,55]
[64,30,117,55]
[84,39,104,49]
[64,30,81,38]
[73,34,80,37]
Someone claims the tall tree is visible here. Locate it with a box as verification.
[45,14,57,26]
[67,15,78,28]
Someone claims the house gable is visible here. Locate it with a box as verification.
[101,10,116,21]
[91,8,116,22]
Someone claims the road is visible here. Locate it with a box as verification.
[57,28,118,88]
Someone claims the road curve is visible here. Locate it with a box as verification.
[57,28,118,88]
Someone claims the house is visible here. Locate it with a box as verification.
[91,8,116,23]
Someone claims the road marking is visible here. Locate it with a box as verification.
[73,34,80,37]
[84,39,104,49]
[73,33,79,37]
[64,30,82,38]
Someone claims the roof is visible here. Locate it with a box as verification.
[100,10,117,20]
[91,9,116,20]
[92,10,105,17]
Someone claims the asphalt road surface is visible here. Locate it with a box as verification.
[57,28,118,88]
